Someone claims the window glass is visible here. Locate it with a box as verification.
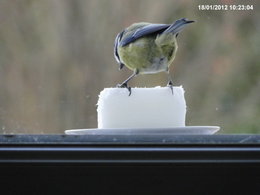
[0,0,259,134]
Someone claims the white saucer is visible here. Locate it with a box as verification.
[65,126,220,135]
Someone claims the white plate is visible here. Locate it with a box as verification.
[65,126,220,135]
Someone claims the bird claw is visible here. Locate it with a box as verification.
[116,83,132,96]
[167,81,174,95]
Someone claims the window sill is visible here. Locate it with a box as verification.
[0,134,260,164]
[1,134,260,193]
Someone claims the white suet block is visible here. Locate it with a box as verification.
[97,86,186,129]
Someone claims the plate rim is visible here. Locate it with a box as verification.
[65,126,220,135]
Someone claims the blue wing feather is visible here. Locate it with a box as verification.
[120,24,170,47]
[114,30,125,69]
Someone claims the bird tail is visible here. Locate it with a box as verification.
[163,18,194,35]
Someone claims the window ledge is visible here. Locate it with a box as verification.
[1,134,260,164]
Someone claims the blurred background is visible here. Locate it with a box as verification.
[0,0,259,134]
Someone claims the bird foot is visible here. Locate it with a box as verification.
[167,81,174,95]
[116,83,132,96]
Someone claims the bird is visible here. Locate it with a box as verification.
[114,18,194,95]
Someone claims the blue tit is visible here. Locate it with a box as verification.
[114,18,194,95]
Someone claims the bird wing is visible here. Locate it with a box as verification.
[120,24,170,47]
[114,30,125,69]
